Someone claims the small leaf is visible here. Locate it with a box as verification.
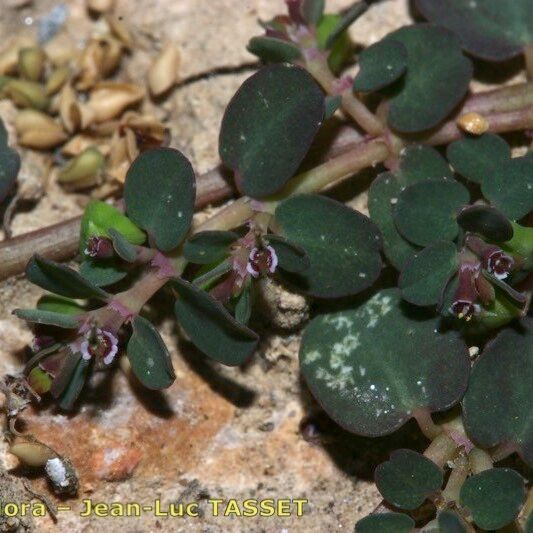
[275,194,382,298]
[0,118,20,204]
[368,172,420,270]
[355,512,414,533]
[353,39,407,92]
[235,283,252,325]
[324,2,367,50]
[437,510,469,533]
[457,204,514,242]
[219,64,324,198]
[459,468,526,530]
[247,36,302,63]
[27,367,53,395]
[57,356,90,411]
[462,321,533,467]
[324,94,342,119]
[183,230,238,265]
[124,148,196,251]
[446,133,511,185]
[13,308,79,329]
[264,234,310,273]
[172,278,258,366]
[301,0,325,25]
[37,295,85,315]
[80,200,145,255]
[79,260,128,287]
[416,0,533,61]
[394,179,470,247]
[26,255,109,300]
[316,14,352,73]
[399,241,458,307]
[397,145,453,185]
[384,24,472,133]
[482,154,533,220]
[127,316,175,390]
[300,289,470,436]
[375,449,443,510]
[108,228,138,263]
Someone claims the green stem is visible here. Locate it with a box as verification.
[442,452,469,503]
[413,408,443,440]
[463,81,533,115]
[424,432,458,468]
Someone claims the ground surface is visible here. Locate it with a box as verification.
[0,1,447,531]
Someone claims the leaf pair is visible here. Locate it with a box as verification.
[353,24,473,133]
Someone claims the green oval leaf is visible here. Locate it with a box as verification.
[26,255,109,300]
[79,260,128,287]
[394,179,470,247]
[37,295,86,315]
[397,145,453,185]
[108,228,138,263]
[355,512,414,533]
[437,510,469,533]
[353,39,407,92]
[124,148,196,251]
[482,154,533,220]
[275,194,382,298]
[462,321,533,467]
[247,36,302,63]
[127,316,175,390]
[459,468,526,530]
[399,241,458,307]
[219,64,324,198]
[300,289,470,436]
[264,234,310,273]
[446,133,511,185]
[0,119,20,204]
[234,283,252,325]
[80,200,145,255]
[316,14,352,74]
[385,24,472,133]
[183,230,238,265]
[457,204,514,242]
[172,278,258,366]
[416,0,533,61]
[375,449,443,510]
[13,308,80,329]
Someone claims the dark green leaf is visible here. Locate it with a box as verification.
[192,261,232,289]
[300,289,470,436]
[219,64,324,198]
[385,25,472,133]
[57,356,90,411]
[275,194,382,298]
[127,316,175,390]
[459,468,526,530]
[355,512,414,533]
[265,234,310,273]
[79,260,128,287]
[446,133,511,185]
[172,278,258,366]
[316,14,352,74]
[482,154,533,220]
[368,172,420,270]
[26,255,109,300]
[108,228,138,262]
[375,449,443,510]
[324,94,342,119]
[462,321,533,467]
[247,36,302,63]
[0,119,20,204]
[437,510,469,533]
[457,204,514,242]
[183,230,238,265]
[353,39,407,92]
[301,0,324,25]
[324,2,367,49]
[416,0,533,61]
[397,145,453,185]
[79,200,145,255]
[399,241,458,306]
[235,283,252,325]
[394,179,470,247]
[13,308,80,329]
[37,295,86,315]
[124,148,196,251]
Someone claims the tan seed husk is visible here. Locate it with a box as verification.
[148,44,180,96]
[59,83,95,133]
[2,79,49,110]
[105,14,133,48]
[10,438,57,467]
[457,112,489,135]
[62,134,110,157]
[0,36,35,75]
[15,109,67,149]
[18,47,46,81]
[45,65,70,95]
[87,82,144,122]
[58,146,105,185]
[87,0,115,13]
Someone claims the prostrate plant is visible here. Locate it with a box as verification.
[5,0,533,528]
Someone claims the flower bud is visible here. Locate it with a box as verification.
[58,146,105,188]
[2,79,49,110]
[148,44,180,97]
[466,235,515,280]
[87,82,144,122]
[450,262,480,321]
[18,47,46,81]
[84,235,114,259]
[15,109,67,149]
